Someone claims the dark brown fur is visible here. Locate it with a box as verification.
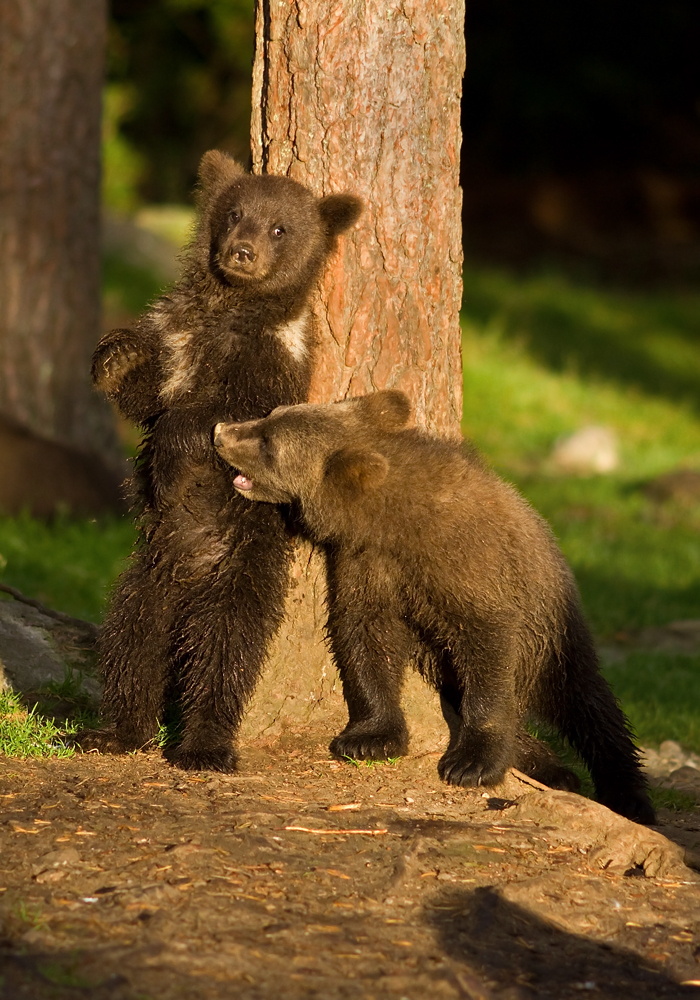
[76,151,361,770]
[213,391,655,824]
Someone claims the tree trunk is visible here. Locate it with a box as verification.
[251,0,464,433]
[0,0,117,464]
[240,0,465,750]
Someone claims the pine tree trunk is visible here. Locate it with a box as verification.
[0,0,116,462]
[241,0,465,749]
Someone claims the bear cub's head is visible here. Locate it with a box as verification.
[213,390,412,505]
[196,150,362,298]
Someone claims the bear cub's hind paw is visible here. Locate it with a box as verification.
[330,724,408,763]
[438,732,512,788]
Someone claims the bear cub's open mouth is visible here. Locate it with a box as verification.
[233,473,254,491]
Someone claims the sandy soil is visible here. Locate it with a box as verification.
[1,731,699,1000]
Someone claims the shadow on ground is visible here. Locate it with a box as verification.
[427,885,699,999]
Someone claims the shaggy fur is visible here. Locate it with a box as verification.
[213,391,655,824]
[77,150,362,771]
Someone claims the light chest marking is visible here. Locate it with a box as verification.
[273,312,310,362]
[160,327,195,402]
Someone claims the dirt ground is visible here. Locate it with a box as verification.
[1,729,699,1000]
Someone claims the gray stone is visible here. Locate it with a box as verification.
[0,598,101,705]
[551,426,619,475]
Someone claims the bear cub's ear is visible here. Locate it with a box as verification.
[355,390,412,432]
[198,150,245,189]
[324,447,389,496]
[318,194,363,236]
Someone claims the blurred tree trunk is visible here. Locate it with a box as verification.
[0,0,118,466]
[242,0,465,741]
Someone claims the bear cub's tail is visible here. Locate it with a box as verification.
[538,601,656,826]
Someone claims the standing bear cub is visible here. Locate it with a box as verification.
[213,391,655,824]
[77,151,362,771]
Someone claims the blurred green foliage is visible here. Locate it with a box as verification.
[462,264,700,635]
[0,513,134,623]
[106,0,254,206]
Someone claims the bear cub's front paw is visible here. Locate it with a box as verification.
[329,723,409,762]
[91,331,146,393]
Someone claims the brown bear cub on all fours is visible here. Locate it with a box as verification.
[214,390,655,825]
[76,150,362,771]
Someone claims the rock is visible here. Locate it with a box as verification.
[0,599,101,706]
[640,740,700,782]
[644,469,700,505]
[32,848,81,876]
[600,619,700,658]
[658,766,700,801]
[551,426,619,475]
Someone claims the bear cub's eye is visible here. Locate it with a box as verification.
[271,225,286,238]
[229,209,241,226]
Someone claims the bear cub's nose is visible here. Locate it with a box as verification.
[232,244,256,263]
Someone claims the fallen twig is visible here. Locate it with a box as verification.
[285,825,388,836]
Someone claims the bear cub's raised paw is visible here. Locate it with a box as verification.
[91,330,148,394]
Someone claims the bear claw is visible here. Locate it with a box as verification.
[329,729,408,763]
[437,747,508,788]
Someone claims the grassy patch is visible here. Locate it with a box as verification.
[648,787,698,813]
[0,512,134,623]
[601,652,700,753]
[102,251,165,319]
[342,756,402,768]
[0,689,74,760]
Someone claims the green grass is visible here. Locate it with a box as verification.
[102,251,165,318]
[0,689,74,760]
[0,511,134,623]
[602,652,700,752]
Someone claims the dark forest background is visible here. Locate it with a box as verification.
[108,0,700,282]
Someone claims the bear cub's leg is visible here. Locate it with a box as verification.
[326,565,411,761]
[438,688,580,792]
[434,636,519,788]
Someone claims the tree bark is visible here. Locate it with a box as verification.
[241,0,465,748]
[251,0,464,434]
[0,0,116,462]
